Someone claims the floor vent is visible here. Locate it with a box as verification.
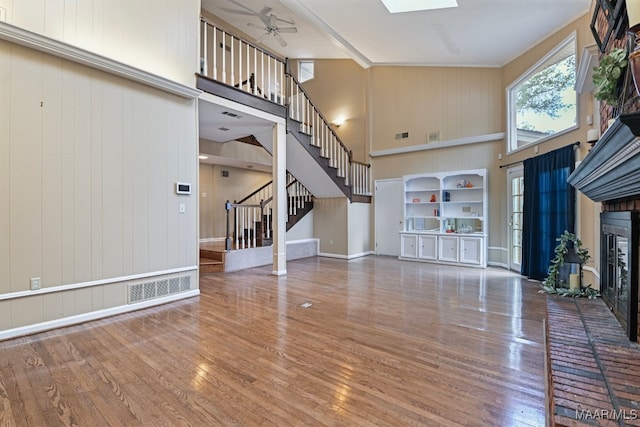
[128,275,192,304]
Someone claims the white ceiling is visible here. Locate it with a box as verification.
[201,0,593,67]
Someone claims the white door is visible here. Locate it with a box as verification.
[507,166,524,272]
[375,179,404,256]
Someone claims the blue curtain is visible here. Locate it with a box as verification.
[521,144,576,281]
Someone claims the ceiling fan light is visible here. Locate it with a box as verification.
[380,0,458,14]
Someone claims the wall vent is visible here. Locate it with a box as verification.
[221,111,240,118]
[128,275,192,304]
[395,132,409,140]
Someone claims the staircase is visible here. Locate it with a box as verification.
[199,174,314,274]
[198,19,372,202]
[197,20,372,273]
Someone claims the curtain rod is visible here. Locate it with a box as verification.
[499,141,580,169]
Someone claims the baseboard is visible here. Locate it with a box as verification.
[488,261,510,269]
[318,251,374,260]
[0,290,200,341]
[0,266,198,302]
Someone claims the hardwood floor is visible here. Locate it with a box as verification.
[0,256,547,426]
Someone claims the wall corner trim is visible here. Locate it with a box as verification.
[369,132,506,158]
[0,21,201,99]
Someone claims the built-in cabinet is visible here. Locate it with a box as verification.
[399,169,487,268]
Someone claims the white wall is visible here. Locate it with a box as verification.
[0,0,200,337]
[0,0,198,86]
[287,211,314,241]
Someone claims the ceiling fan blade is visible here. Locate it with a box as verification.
[221,7,256,16]
[277,27,297,34]
[225,0,257,14]
[275,17,295,26]
[260,7,272,16]
[256,32,270,44]
[276,33,287,47]
[269,14,277,28]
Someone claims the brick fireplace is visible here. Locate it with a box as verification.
[569,112,640,342]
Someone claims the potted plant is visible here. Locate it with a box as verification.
[593,47,628,106]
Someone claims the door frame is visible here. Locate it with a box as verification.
[507,165,524,272]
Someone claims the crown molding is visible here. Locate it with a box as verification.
[0,21,201,99]
[575,43,598,94]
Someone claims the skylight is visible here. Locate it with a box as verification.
[380,0,458,14]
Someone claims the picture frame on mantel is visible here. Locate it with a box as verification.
[591,0,627,53]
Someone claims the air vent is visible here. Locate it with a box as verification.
[128,275,191,304]
[395,132,409,140]
[218,127,230,132]
[221,111,240,118]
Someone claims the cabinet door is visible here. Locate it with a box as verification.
[459,236,483,265]
[400,234,418,258]
[438,236,458,262]
[418,235,438,260]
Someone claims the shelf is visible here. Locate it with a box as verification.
[402,169,487,267]
[442,201,482,204]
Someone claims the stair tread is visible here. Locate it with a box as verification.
[200,257,223,265]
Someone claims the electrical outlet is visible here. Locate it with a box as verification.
[30,277,41,290]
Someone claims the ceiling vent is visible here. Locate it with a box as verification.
[395,132,409,140]
[218,127,230,132]
[222,111,240,118]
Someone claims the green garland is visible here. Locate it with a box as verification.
[539,231,599,299]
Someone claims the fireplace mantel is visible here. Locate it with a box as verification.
[568,111,640,202]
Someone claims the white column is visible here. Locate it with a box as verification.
[272,121,287,275]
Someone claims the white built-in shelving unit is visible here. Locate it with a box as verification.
[399,169,487,267]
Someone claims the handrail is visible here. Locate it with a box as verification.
[236,179,272,205]
[200,19,285,105]
[285,71,351,156]
[200,19,372,196]
[225,174,315,249]
[200,17,286,64]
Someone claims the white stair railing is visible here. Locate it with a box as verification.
[225,173,314,249]
[200,19,371,196]
[200,19,285,104]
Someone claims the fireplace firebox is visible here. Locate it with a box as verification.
[601,211,639,341]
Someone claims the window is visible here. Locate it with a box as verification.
[507,33,577,153]
[298,60,314,83]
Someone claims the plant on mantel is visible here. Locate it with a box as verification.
[539,231,599,298]
[593,47,629,107]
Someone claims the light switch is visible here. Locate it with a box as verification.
[179,203,186,214]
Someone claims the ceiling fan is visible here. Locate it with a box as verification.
[222,0,297,47]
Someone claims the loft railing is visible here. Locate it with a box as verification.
[199,19,371,196]
[200,19,286,104]
[225,173,314,250]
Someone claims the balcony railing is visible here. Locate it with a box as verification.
[200,19,371,196]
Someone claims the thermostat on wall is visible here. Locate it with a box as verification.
[175,182,191,195]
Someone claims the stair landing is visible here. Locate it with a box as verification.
[200,242,226,274]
